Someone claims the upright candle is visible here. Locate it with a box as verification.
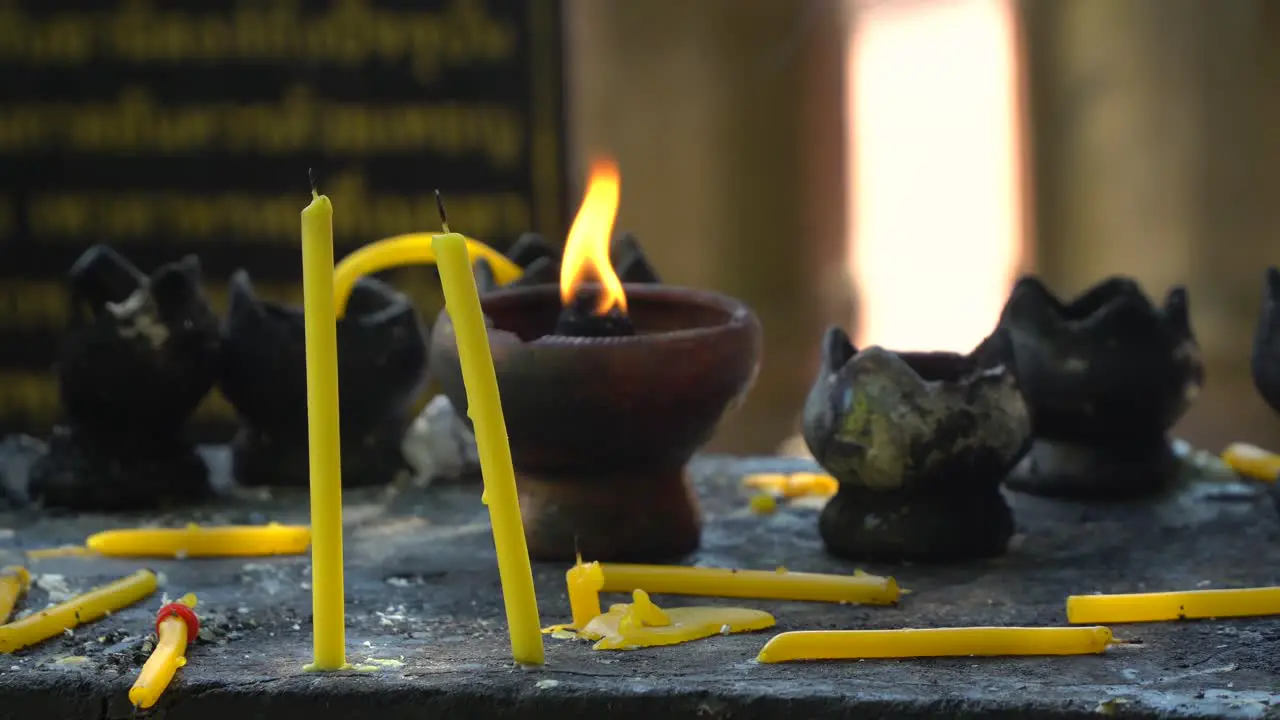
[300,180,346,671]
[433,229,544,666]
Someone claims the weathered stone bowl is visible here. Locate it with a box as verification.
[429,282,762,562]
[802,327,1030,563]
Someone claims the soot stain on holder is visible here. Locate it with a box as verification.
[997,276,1202,500]
[472,231,661,295]
[429,281,762,562]
[28,246,220,510]
[801,327,1030,563]
[219,271,428,488]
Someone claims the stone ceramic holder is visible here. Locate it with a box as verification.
[429,279,762,563]
[1251,267,1280,511]
[801,326,1030,563]
[998,276,1203,500]
[28,246,220,510]
[219,271,427,488]
[472,230,661,294]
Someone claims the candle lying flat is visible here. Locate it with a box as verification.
[300,179,347,672]
[578,589,774,651]
[87,524,311,558]
[566,559,898,628]
[433,226,544,666]
[743,472,838,498]
[756,626,1114,663]
[0,566,30,623]
[26,545,97,560]
[1067,587,1280,624]
[0,569,157,653]
[332,233,523,317]
[130,593,198,709]
[1221,443,1280,483]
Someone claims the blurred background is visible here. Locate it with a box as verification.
[0,0,1277,457]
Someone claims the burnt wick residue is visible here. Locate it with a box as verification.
[552,291,636,338]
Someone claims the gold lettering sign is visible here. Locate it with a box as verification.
[0,0,567,439]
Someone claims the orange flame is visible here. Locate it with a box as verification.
[560,158,627,315]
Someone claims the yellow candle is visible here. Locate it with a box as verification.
[300,176,346,671]
[566,560,898,628]
[87,524,311,558]
[333,233,523,317]
[433,221,544,666]
[0,566,30,623]
[0,569,158,653]
[1067,587,1280,624]
[756,626,1114,663]
[1221,443,1280,483]
[578,590,775,651]
[130,593,198,709]
[26,545,97,560]
[743,472,839,498]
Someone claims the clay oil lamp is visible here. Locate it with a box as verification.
[28,246,220,510]
[219,270,428,488]
[429,159,763,562]
[996,276,1202,500]
[801,327,1031,563]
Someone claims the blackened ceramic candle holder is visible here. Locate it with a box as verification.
[219,271,427,488]
[28,246,220,510]
[998,276,1203,499]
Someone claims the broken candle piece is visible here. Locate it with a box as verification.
[0,569,157,653]
[1067,587,1280,624]
[130,593,198,709]
[756,626,1114,663]
[434,222,544,667]
[87,524,311,558]
[332,233,523,317]
[566,559,898,629]
[0,566,30,623]
[1220,443,1280,483]
[743,472,838,498]
[579,589,774,651]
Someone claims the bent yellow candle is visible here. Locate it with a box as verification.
[578,589,774,651]
[1221,443,1280,483]
[333,233,523,317]
[566,559,899,628]
[433,201,543,666]
[87,524,311,558]
[0,566,30,623]
[301,175,347,671]
[756,626,1114,663]
[1067,586,1280,624]
[0,569,158,653]
[743,472,839,498]
[130,594,198,709]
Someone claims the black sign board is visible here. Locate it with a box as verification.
[0,0,568,438]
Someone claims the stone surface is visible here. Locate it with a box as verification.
[0,449,1278,719]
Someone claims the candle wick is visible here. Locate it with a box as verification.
[308,168,318,199]
[434,189,451,234]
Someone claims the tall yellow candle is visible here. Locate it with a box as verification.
[300,172,346,671]
[432,193,544,666]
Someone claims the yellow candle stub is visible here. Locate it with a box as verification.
[756,626,1115,663]
[87,524,311,558]
[578,589,775,651]
[333,233,523,317]
[1221,443,1280,483]
[433,227,544,666]
[0,569,158,653]
[743,472,839,498]
[0,566,30,623]
[300,182,347,672]
[1067,587,1280,624]
[565,559,899,628]
[130,593,198,709]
